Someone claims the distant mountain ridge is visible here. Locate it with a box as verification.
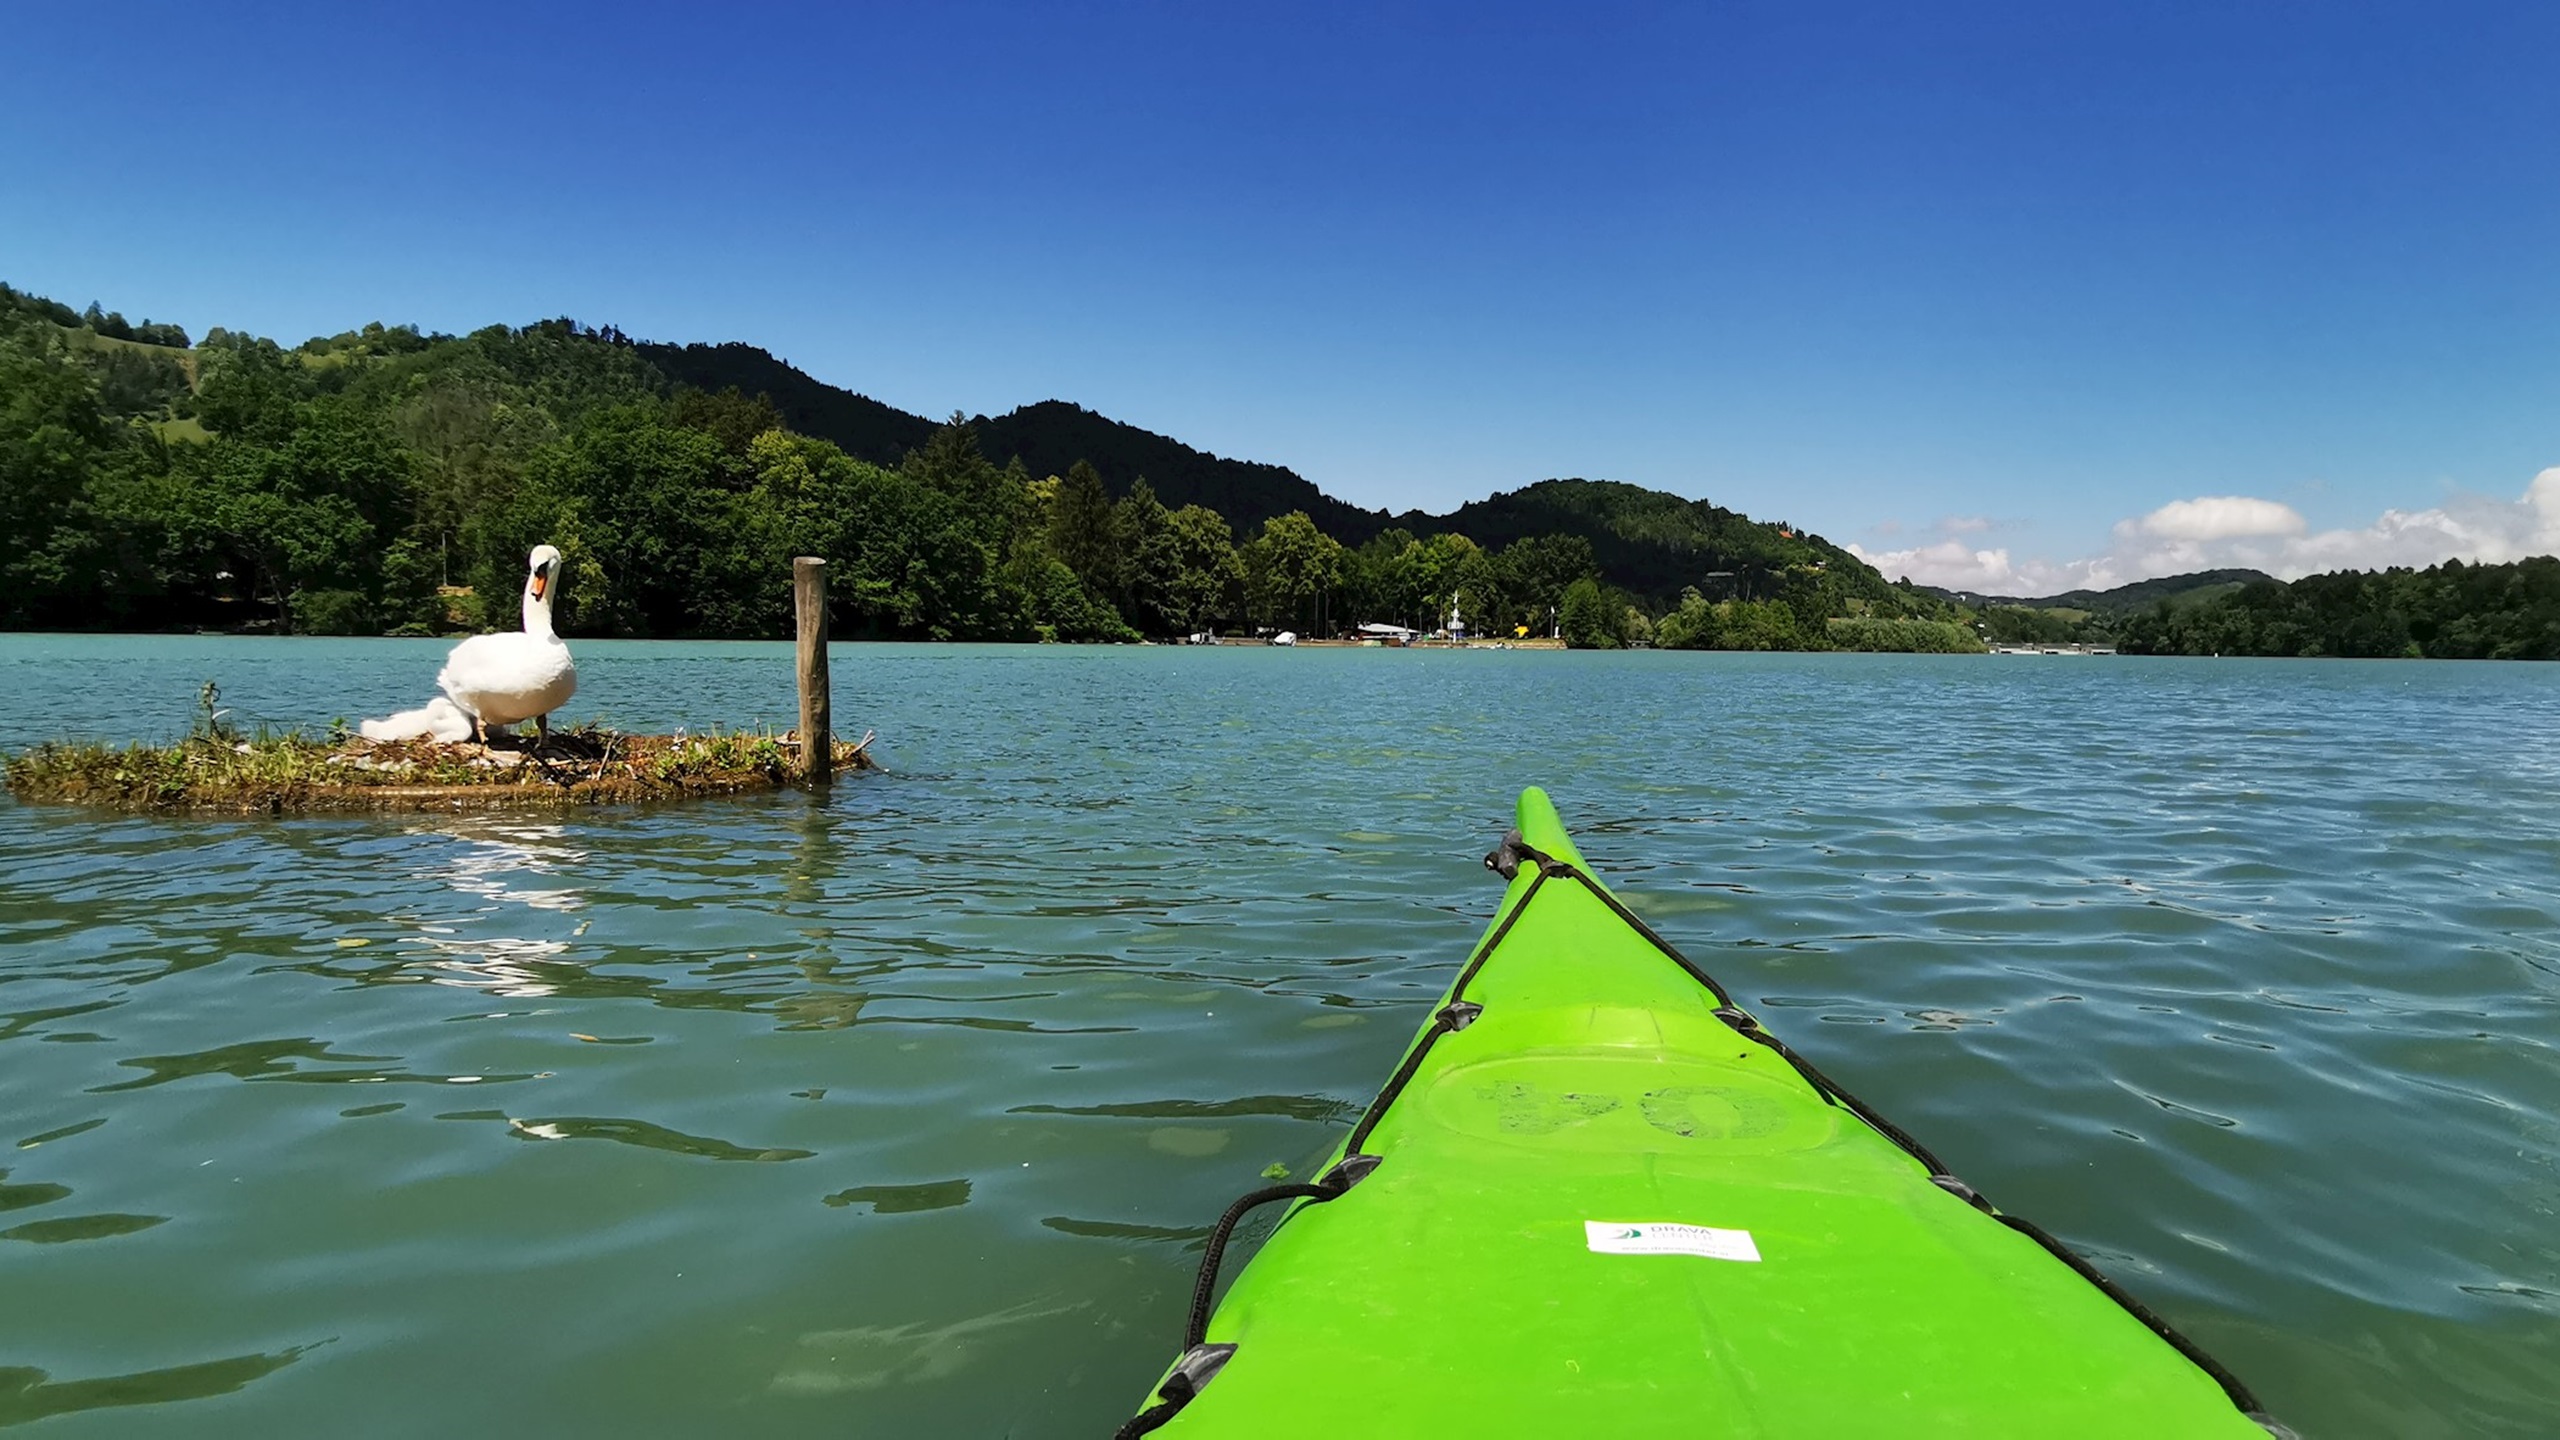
[640,343,1396,540]
[1925,568,2279,614]
[977,401,1398,544]
[636,342,937,464]
[642,338,1884,605]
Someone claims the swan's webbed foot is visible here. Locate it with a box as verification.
[528,714,574,784]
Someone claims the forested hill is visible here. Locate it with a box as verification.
[975,402,1394,542]
[2117,560,2560,660]
[1,279,1966,649]
[637,341,935,462]
[1924,569,2276,614]
[1427,479,1890,608]
[638,340,1873,603]
[641,345,1392,540]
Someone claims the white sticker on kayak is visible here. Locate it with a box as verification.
[1585,1221,1760,1262]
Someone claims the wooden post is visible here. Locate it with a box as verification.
[794,556,832,783]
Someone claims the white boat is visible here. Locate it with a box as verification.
[1270,631,1298,647]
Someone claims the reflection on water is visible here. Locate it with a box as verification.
[769,1300,1085,1396]
[413,819,590,912]
[0,1175,72,1213]
[407,819,588,996]
[414,936,574,999]
[89,1038,398,1093]
[0,1348,312,1428]
[823,1180,971,1213]
[2,641,2558,1435]
[1039,1215,1212,1247]
[2,1212,167,1244]
[501,1115,813,1162]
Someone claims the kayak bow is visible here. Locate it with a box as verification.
[1118,788,2273,1437]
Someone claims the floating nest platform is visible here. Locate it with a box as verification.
[4,727,877,815]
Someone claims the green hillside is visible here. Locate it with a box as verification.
[2,284,197,424]
[637,341,936,464]
[976,400,1393,542]
[618,341,1911,616]
[625,341,1876,608]
[1424,479,1899,608]
[492,335,1915,627]
[0,279,1952,648]
[2118,561,2560,659]
[2024,569,2274,614]
[1915,568,2280,645]
[1925,568,2275,614]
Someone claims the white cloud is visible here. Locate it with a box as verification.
[1847,539,2015,592]
[1937,515,1993,535]
[1854,468,2560,597]
[2128,495,2305,542]
[1846,539,2092,594]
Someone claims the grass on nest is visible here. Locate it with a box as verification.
[5,724,875,816]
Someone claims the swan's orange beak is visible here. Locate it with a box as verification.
[530,569,549,600]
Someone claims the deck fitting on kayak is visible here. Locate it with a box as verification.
[1116,1343,1239,1438]
[1319,1154,1382,1190]
[1169,1344,1235,1394]
[1931,1173,1992,1210]
[1437,1000,1484,1031]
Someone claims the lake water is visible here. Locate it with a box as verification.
[2,637,2556,1437]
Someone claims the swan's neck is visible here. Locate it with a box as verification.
[522,590,557,639]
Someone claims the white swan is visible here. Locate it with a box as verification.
[437,544,578,744]
[359,696,475,742]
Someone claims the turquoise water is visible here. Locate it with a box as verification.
[3,636,2556,1436]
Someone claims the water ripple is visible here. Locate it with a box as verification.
[3,641,2558,1435]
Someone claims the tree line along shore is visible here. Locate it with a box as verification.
[4,281,2553,659]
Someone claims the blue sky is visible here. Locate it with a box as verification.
[5,2,2556,591]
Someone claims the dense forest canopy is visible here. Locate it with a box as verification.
[2114,561,2560,659]
[3,280,2548,656]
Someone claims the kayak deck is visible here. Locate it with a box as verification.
[1120,789,2270,1437]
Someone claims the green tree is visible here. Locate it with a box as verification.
[1242,510,1344,633]
[1653,588,1721,649]
[668,385,784,457]
[1343,527,1417,627]
[1496,534,1597,634]
[1558,577,1617,649]
[1622,604,1654,648]
[496,408,737,635]
[1046,459,1118,587]
[1113,477,1179,634]
[168,440,375,630]
[1163,504,1243,635]
[1718,598,1806,651]
[192,335,306,445]
[0,326,122,623]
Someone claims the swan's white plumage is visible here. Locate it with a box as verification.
[436,544,577,736]
[360,696,476,742]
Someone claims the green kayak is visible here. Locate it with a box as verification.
[1118,788,2273,1437]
